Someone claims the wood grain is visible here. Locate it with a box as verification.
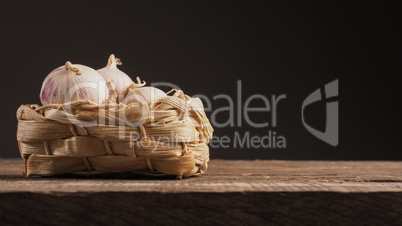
[1,158,402,225]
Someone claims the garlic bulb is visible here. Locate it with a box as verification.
[97,54,133,102]
[123,78,166,105]
[40,61,108,105]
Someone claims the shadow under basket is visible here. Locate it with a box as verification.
[16,90,213,179]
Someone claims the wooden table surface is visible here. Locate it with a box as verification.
[1,158,402,225]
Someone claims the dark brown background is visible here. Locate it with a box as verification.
[0,1,399,159]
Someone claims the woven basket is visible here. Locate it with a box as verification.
[16,90,213,178]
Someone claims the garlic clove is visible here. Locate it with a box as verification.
[97,54,133,102]
[123,86,167,105]
[40,61,108,106]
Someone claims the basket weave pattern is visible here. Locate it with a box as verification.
[17,90,213,178]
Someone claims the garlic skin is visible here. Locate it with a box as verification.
[40,61,108,105]
[97,54,133,102]
[123,86,167,105]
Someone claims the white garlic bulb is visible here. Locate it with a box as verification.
[123,78,166,105]
[97,54,133,102]
[39,61,108,105]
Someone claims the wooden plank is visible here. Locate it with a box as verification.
[1,158,402,193]
[1,192,401,225]
[1,159,402,225]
